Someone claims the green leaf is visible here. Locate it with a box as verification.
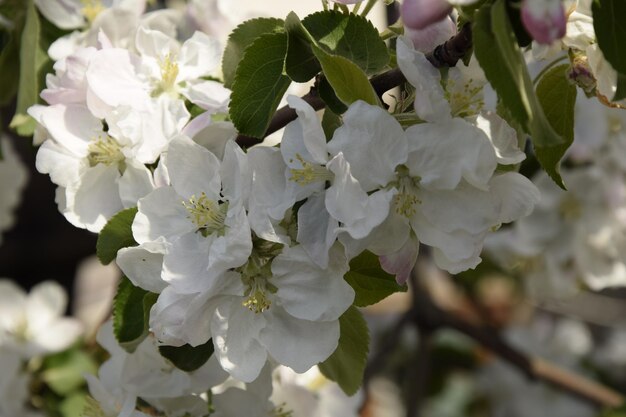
[535,64,577,175]
[318,75,348,114]
[222,17,284,88]
[96,207,138,265]
[158,339,214,372]
[313,44,379,107]
[321,107,343,140]
[302,10,389,75]
[344,251,407,307]
[0,31,21,105]
[42,349,97,396]
[319,306,369,396]
[592,0,626,100]
[229,32,292,138]
[474,0,567,188]
[60,393,87,417]
[112,277,157,353]
[284,12,320,82]
[13,0,49,137]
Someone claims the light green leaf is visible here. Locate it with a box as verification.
[112,277,157,353]
[222,17,284,88]
[344,251,407,307]
[313,44,379,107]
[592,0,626,101]
[536,64,577,173]
[302,10,389,75]
[158,339,214,372]
[96,207,138,265]
[42,349,97,396]
[319,306,369,396]
[60,393,87,417]
[474,0,567,188]
[229,31,292,138]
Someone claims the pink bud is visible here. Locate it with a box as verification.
[521,0,567,45]
[401,0,452,30]
[405,15,456,53]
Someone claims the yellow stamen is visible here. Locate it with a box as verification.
[289,154,333,186]
[242,276,274,314]
[392,166,421,218]
[182,193,228,237]
[81,0,105,24]
[87,135,125,168]
[158,53,179,94]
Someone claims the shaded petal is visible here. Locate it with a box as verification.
[116,245,166,294]
[167,135,222,200]
[380,234,419,285]
[133,186,195,244]
[297,193,338,268]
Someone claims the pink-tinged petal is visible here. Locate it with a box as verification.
[401,0,452,31]
[379,234,419,285]
[405,16,456,53]
[521,0,567,45]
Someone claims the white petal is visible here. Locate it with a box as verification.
[283,95,328,165]
[162,232,212,294]
[116,246,166,293]
[327,101,407,191]
[118,162,156,208]
[35,139,84,187]
[273,244,353,322]
[167,135,222,200]
[133,186,195,244]
[178,31,222,80]
[208,206,253,275]
[211,298,268,382]
[406,119,497,190]
[489,172,540,224]
[474,112,526,165]
[396,36,451,123]
[32,318,82,354]
[379,234,419,285]
[38,104,101,156]
[183,80,231,112]
[26,281,66,332]
[260,307,339,373]
[297,194,338,268]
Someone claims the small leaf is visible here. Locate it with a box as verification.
[344,251,407,307]
[313,45,379,107]
[96,207,138,265]
[302,10,389,75]
[42,349,97,396]
[474,0,567,188]
[14,0,50,137]
[318,76,348,114]
[592,0,626,101]
[229,32,292,138]
[222,17,284,88]
[158,339,214,372]
[112,277,157,353]
[319,306,369,396]
[535,64,577,177]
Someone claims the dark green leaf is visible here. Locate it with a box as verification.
[0,31,20,105]
[592,0,626,100]
[535,64,577,177]
[321,107,343,140]
[313,44,379,106]
[318,76,348,114]
[96,207,138,265]
[302,10,389,75]
[285,12,320,82]
[112,277,157,352]
[344,251,407,307]
[229,32,291,138]
[158,339,214,372]
[13,0,49,137]
[474,0,566,188]
[319,306,369,396]
[222,17,284,88]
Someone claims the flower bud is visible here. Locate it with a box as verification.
[404,15,456,53]
[401,0,452,30]
[521,0,567,45]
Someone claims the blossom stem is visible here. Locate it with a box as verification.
[359,0,377,17]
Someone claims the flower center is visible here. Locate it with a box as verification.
[87,135,125,168]
[238,238,283,314]
[81,0,105,24]
[271,404,294,417]
[183,193,228,237]
[392,165,421,218]
[157,53,179,95]
[289,154,334,186]
[445,76,484,118]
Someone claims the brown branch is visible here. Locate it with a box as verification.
[235,24,472,148]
